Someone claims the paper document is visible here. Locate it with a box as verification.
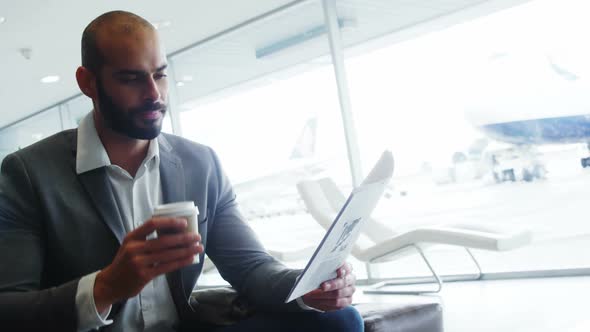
[285,151,394,303]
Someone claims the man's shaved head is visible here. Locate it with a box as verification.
[77,10,168,140]
[81,10,155,73]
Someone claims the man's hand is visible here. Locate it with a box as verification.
[93,217,204,313]
[301,262,356,311]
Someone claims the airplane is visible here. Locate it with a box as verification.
[231,114,403,220]
[233,51,590,203]
[461,51,590,182]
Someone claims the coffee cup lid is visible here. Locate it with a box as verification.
[153,201,198,216]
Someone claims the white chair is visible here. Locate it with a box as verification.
[296,177,532,294]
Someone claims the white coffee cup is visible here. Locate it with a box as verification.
[153,201,200,264]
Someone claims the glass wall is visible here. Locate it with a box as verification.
[0,107,63,161]
[171,0,351,265]
[61,95,93,130]
[341,0,590,277]
[172,0,590,281]
[2,0,587,282]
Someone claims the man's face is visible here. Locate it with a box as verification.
[96,74,166,139]
[94,28,169,140]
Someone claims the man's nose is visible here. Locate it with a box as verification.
[144,76,161,102]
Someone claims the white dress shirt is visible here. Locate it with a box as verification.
[74,112,179,331]
[73,112,317,331]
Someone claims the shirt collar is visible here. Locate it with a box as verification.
[76,112,160,175]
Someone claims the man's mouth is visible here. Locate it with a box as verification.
[138,110,163,120]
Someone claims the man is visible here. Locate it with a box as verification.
[0,10,363,332]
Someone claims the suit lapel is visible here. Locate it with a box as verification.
[159,138,185,205]
[158,135,197,313]
[67,127,127,245]
[78,168,127,244]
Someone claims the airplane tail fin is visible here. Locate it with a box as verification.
[290,117,317,159]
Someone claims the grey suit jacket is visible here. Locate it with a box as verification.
[0,130,302,331]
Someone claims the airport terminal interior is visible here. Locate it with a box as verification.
[1,0,589,330]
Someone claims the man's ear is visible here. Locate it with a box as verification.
[75,66,97,99]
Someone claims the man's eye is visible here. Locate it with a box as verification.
[119,76,139,83]
[155,73,168,80]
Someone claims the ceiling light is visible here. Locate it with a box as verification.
[182,75,193,82]
[176,81,185,87]
[0,17,6,24]
[40,75,60,83]
[255,18,355,59]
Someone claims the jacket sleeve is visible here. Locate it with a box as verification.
[0,153,79,331]
[203,148,304,313]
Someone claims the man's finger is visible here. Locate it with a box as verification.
[306,297,353,311]
[127,218,187,240]
[138,244,201,266]
[150,255,195,276]
[344,262,353,273]
[305,286,356,300]
[321,273,356,291]
[305,288,323,296]
[345,273,356,286]
[322,278,344,291]
[336,262,353,278]
[143,232,200,252]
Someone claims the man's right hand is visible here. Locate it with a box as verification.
[93,217,203,313]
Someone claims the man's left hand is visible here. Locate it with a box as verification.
[301,262,356,311]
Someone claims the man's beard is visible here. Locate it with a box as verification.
[96,78,166,140]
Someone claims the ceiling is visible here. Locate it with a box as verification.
[171,0,534,110]
[0,0,296,128]
[0,0,530,129]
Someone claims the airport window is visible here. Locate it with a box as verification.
[172,0,353,269]
[0,107,62,163]
[61,95,94,130]
[2,0,586,282]
[177,64,350,218]
[166,0,590,280]
[342,0,590,276]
